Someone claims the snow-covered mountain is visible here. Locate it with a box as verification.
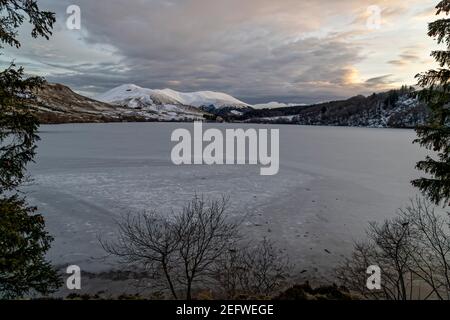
[97,84,251,112]
[27,83,207,124]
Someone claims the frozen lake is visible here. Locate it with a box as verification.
[27,123,427,284]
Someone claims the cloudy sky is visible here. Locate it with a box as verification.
[0,0,442,104]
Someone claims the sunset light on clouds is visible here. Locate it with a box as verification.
[1,0,442,103]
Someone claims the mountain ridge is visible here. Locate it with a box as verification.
[27,83,429,128]
[97,84,252,111]
[28,83,208,124]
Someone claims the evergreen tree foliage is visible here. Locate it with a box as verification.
[412,0,450,206]
[0,1,60,298]
[0,195,60,298]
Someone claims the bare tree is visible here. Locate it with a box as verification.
[101,195,240,300]
[337,217,414,300]
[336,242,381,299]
[213,238,292,299]
[337,197,450,300]
[100,212,180,298]
[399,198,450,299]
[171,196,240,299]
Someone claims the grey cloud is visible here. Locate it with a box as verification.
[388,49,423,67]
[365,74,394,85]
[388,60,406,66]
[7,0,423,103]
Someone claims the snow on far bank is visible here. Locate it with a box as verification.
[252,101,306,109]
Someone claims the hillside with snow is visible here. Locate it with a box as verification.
[239,88,429,128]
[97,84,252,116]
[26,83,429,128]
[252,102,306,109]
[27,83,207,124]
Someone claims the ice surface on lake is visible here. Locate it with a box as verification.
[27,123,427,279]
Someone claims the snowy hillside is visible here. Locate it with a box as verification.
[97,84,251,111]
[28,83,428,127]
[239,88,429,128]
[28,83,207,124]
[252,102,306,109]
